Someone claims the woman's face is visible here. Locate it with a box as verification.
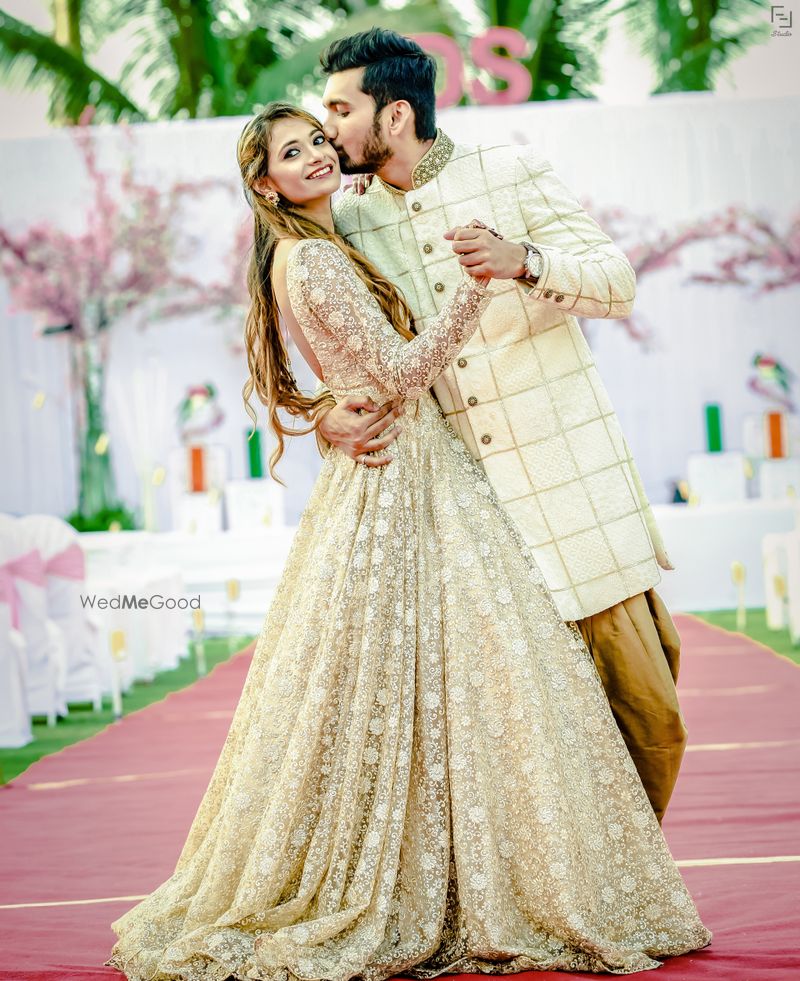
[261,117,341,205]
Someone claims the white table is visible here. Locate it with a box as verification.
[81,504,800,633]
[81,528,298,635]
[652,500,800,611]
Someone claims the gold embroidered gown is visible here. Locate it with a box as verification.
[105,239,711,981]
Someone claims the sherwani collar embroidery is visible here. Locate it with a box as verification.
[378,129,456,194]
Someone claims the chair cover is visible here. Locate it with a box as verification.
[0,597,32,748]
[17,515,104,710]
[0,514,66,725]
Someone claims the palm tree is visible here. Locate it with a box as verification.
[0,0,776,124]
[0,5,143,122]
[0,0,451,123]
[619,0,772,93]
[466,0,611,101]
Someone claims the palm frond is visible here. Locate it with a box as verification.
[481,0,612,101]
[533,0,611,99]
[620,0,771,93]
[0,7,145,121]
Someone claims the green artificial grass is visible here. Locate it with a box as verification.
[690,608,799,667]
[0,634,255,786]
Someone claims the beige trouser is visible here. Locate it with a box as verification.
[575,589,687,823]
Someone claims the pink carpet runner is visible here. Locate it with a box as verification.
[1,615,798,979]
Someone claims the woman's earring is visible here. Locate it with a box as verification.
[264,189,279,205]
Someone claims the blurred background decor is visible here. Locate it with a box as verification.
[0,0,775,125]
[0,114,222,531]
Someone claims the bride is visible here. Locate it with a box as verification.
[105,103,711,981]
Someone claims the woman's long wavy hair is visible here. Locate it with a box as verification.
[237,102,415,481]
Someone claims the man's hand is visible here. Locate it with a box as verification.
[444,224,527,280]
[318,395,404,466]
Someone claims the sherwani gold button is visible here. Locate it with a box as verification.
[434,282,444,292]
[457,358,467,368]
[481,434,492,445]
[467,396,478,406]
[544,289,554,298]
[423,243,433,254]
[555,293,564,302]
[411,201,422,212]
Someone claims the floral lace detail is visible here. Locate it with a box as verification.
[284,238,490,403]
[105,238,711,981]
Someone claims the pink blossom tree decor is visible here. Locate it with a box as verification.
[686,207,800,295]
[0,111,217,530]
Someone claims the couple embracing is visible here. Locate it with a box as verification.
[106,28,711,981]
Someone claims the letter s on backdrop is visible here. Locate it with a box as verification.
[470,27,532,105]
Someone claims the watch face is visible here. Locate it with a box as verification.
[526,250,543,278]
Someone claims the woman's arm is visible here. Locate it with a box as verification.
[286,238,492,400]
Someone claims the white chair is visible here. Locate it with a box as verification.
[141,567,188,671]
[17,515,104,711]
[0,515,67,726]
[0,569,33,748]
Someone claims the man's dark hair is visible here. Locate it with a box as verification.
[320,28,437,141]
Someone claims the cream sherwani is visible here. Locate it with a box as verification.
[333,130,670,623]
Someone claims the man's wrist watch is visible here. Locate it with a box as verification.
[520,241,544,283]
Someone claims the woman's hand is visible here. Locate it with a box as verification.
[349,174,374,196]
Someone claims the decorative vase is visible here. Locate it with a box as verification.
[67,299,135,531]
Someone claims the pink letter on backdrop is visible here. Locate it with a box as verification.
[470,27,532,105]
[411,33,464,108]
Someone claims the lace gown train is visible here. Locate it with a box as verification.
[105,239,711,981]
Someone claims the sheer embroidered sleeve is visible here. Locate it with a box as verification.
[286,238,491,399]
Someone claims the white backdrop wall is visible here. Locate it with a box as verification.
[0,93,798,526]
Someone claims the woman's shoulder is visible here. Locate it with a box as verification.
[283,238,351,279]
[287,237,344,258]
[275,237,330,274]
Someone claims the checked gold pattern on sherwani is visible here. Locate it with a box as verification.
[333,131,670,622]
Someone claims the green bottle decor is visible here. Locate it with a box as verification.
[704,403,723,454]
[247,428,263,478]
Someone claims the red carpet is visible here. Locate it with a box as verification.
[1,615,799,979]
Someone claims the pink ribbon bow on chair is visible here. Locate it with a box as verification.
[44,543,86,581]
[0,549,46,629]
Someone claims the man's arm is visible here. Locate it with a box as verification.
[317,394,405,466]
[312,379,405,466]
[512,148,636,320]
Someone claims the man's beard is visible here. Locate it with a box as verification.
[336,116,392,175]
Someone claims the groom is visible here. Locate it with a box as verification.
[315,28,686,822]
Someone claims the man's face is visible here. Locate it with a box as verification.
[322,67,392,175]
